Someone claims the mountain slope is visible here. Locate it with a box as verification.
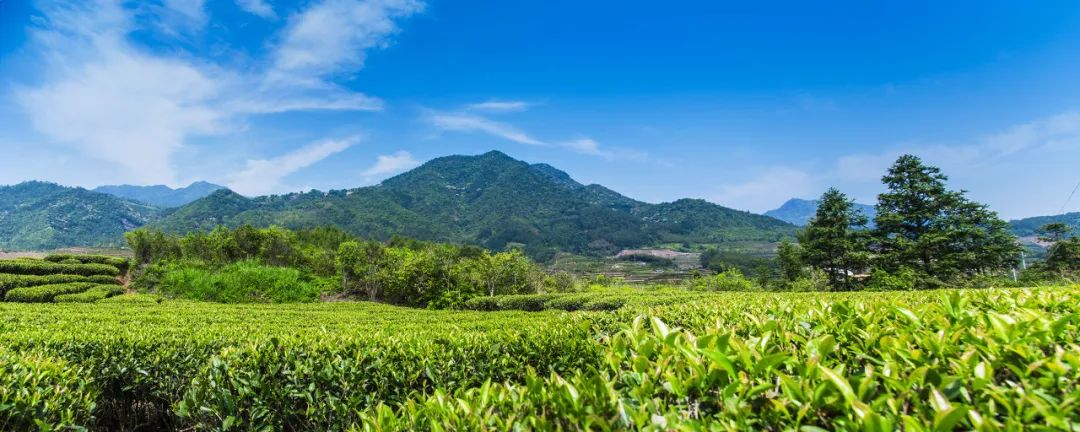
[153,151,796,257]
[1009,212,1080,237]
[0,182,161,251]
[765,198,876,226]
[94,181,224,207]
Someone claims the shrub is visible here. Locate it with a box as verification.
[0,260,120,277]
[0,274,89,295]
[86,274,121,285]
[55,285,125,303]
[5,283,95,303]
[45,254,131,273]
[686,268,756,291]
[786,269,831,292]
[156,260,321,303]
[0,347,98,431]
[462,296,499,311]
[865,268,917,291]
[495,295,548,311]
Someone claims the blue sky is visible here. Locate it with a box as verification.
[2,1,1080,219]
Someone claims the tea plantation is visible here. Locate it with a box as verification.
[1,283,1077,431]
[0,254,126,303]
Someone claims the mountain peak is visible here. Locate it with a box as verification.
[94,181,225,207]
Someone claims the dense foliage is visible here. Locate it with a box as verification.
[126,226,546,306]
[0,286,1076,430]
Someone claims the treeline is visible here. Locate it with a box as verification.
[696,155,1076,291]
[125,226,562,306]
[773,154,1075,290]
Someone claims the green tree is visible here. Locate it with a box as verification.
[798,188,869,290]
[1038,222,1074,243]
[775,239,804,283]
[873,155,1020,281]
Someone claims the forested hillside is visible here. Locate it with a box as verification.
[1009,212,1080,237]
[0,182,160,250]
[153,151,796,258]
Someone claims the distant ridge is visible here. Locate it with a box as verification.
[765,198,876,226]
[94,181,224,207]
[1009,212,1080,237]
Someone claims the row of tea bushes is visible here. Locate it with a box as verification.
[0,254,127,303]
[44,254,131,273]
[0,260,120,277]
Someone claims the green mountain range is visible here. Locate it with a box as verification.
[93,181,224,207]
[0,181,160,251]
[151,151,797,258]
[5,152,1075,255]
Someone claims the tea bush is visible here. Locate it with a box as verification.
[5,282,96,303]
[0,260,121,277]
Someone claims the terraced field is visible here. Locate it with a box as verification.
[0,254,128,303]
[1,285,1077,430]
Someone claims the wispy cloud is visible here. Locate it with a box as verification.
[228,137,359,195]
[11,0,420,186]
[361,150,420,178]
[270,0,424,84]
[428,102,654,163]
[429,112,544,145]
[466,100,530,113]
[236,0,276,19]
[560,138,607,157]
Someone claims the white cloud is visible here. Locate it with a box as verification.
[466,100,529,113]
[227,137,358,195]
[236,0,276,19]
[270,0,424,84]
[429,112,545,145]
[559,137,612,158]
[11,0,417,186]
[362,150,420,177]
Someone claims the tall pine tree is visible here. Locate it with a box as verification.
[873,155,1020,281]
[798,188,869,290]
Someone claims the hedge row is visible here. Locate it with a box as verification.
[0,260,120,277]
[54,285,125,303]
[0,274,119,292]
[461,289,733,312]
[464,293,627,312]
[0,347,98,430]
[5,283,95,303]
[44,254,131,273]
[0,274,86,297]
